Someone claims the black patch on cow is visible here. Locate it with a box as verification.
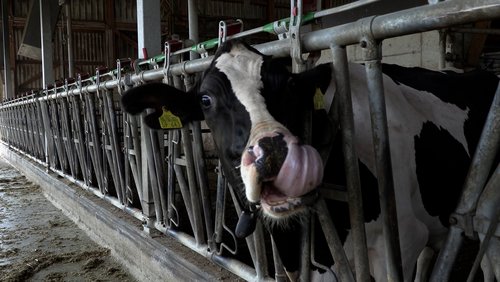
[381,64,498,155]
[414,122,470,226]
[254,134,288,181]
[322,136,381,241]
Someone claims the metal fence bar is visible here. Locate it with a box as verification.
[59,96,77,178]
[362,36,403,281]
[102,89,126,203]
[83,92,105,192]
[330,44,371,282]
[467,162,500,282]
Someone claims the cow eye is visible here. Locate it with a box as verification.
[200,95,212,109]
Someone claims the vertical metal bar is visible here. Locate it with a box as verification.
[136,0,161,228]
[65,2,74,77]
[181,127,205,245]
[431,80,500,282]
[39,1,54,85]
[127,114,142,201]
[214,161,225,243]
[149,128,168,222]
[166,130,177,226]
[226,183,263,280]
[143,125,163,223]
[315,198,355,282]
[467,163,500,282]
[140,122,154,220]
[50,98,67,171]
[172,131,196,229]
[187,0,199,60]
[38,98,53,168]
[362,37,403,282]
[299,213,311,282]
[84,92,105,191]
[252,222,269,280]
[191,121,215,249]
[40,1,54,168]
[103,90,126,202]
[70,92,89,184]
[136,0,161,56]
[1,0,13,99]
[330,44,371,282]
[59,96,77,177]
[271,236,287,282]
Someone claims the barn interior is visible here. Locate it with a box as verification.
[0,1,498,281]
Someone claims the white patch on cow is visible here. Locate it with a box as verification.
[215,45,274,125]
[398,83,471,155]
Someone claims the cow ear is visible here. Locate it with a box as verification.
[295,63,332,94]
[121,82,204,129]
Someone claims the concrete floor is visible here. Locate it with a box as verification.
[0,159,136,281]
[0,144,239,282]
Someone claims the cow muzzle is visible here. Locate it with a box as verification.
[241,128,324,216]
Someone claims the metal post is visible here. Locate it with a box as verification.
[362,35,403,282]
[64,2,74,77]
[330,44,371,282]
[187,0,199,60]
[39,0,54,88]
[467,162,500,282]
[1,0,13,99]
[40,0,54,168]
[136,0,161,229]
[136,0,161,57]
[315,198,355,282]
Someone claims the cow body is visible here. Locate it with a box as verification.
[122,41,499,281]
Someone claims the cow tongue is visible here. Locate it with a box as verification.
[272,140,323,198]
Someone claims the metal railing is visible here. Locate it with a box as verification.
[0,0,499,281]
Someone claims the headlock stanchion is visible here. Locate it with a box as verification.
[0,1,499,281]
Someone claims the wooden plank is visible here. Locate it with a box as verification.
[466,21,491,67]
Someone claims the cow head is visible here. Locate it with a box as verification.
[122,40,331,221]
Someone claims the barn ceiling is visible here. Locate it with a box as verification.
[0,0,499,97]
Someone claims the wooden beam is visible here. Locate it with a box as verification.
[105,0,116,67]
[466,21,491,67]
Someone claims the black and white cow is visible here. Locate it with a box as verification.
[121,40,499,281]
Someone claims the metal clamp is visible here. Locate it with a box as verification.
[218,19,243,46]
[196,42,209,58]
[273,20,289,40]
[290,0,306,71]
[163,40,183,84]
[450,212,478,239]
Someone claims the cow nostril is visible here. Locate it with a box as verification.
[247,146,255,157]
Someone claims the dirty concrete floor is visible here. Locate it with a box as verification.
[0,159,136,282]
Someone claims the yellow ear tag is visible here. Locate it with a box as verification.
[159,108,183,129]
[313,88,325,110]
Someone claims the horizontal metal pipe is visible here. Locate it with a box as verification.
[2,0,498,109]
[155,223,272,281]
